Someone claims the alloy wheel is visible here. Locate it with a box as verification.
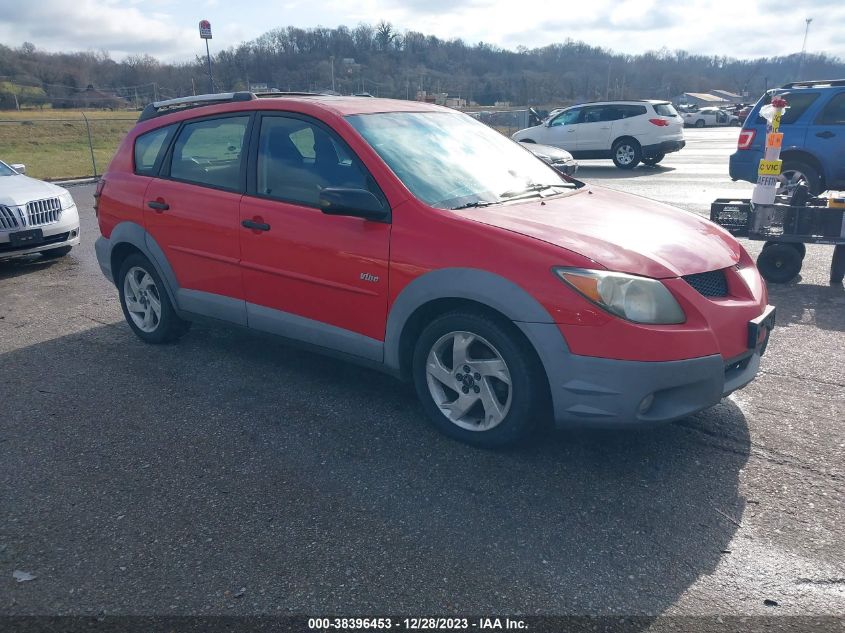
[425,331,512,431]
[123,266,162,333]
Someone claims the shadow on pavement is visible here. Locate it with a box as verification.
[0,255,59,280]
[1,321,751,618]
[576,164,676,181]
[767,281,845,332]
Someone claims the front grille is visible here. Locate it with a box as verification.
[0,205,21,230]
[683,269,728,297]
[25,198,62,226]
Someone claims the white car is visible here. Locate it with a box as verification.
[683,107,740,128]
[0,161,80,261]
[512,100,685,169]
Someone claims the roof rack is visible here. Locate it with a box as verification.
[780,79,845,89]
[137,90,335,121]
[138,92,256,122]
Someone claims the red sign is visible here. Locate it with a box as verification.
[199,20,212,39]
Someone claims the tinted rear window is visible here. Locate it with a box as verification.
[755,92,820,125]
[816,92,845,125]
[619,105,647,118]
[654,103,678,117]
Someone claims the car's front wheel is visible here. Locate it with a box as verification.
[695,119,705,128]
[412,312,543,447]
[118,253,191,344]
[612,139,641,169]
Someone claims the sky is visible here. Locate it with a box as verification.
[0,0,842,63]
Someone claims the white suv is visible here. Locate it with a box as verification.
[0,160,80,260]
[512,101,685,169]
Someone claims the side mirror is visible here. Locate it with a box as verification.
[319,187,388,221]
[10,163,26,174]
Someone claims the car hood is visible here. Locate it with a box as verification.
[522,142,575,162]
[0,174,65,207]
[460,186,741,278]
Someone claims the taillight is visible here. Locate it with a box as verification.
[737,129,756,150]
[93,179,105,217]
[648,118,670,126]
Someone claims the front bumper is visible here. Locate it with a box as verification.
[518,304,774,428]
[642,139,685,158]
[0,205,80,260]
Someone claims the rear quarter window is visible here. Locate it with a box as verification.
[619,105,647,118]
[755,92,820,125]
[134,125,176,176]
[654,103,678,117]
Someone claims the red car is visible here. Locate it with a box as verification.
[95,93,775,447]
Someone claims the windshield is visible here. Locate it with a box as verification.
[0,161,16,177]
[346,111,570,209]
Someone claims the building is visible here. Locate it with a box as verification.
[674,92,731,107]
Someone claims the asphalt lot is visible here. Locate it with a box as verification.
[1,127,843,618]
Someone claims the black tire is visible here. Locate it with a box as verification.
[695,119,705,128]
[641,153,665,166]
[117,253,191,344]
[756,243,802,284]
[611,138,641,169]
[40,245,72,259]
[763,241,806,259]
[412,311,543,447]
[831,245,845,285]
[779,160,822,195]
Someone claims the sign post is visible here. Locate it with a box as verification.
[199,20,214,93]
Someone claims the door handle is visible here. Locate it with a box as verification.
[147,200,169,212]
[241,219,271,231]
[816,131,835,139]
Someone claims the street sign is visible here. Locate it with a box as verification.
[199,20,212,39]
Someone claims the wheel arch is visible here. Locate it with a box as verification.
[105,222,180,308]
[611,135,641,150]
[385,268,560,381]
[779,150,826,190]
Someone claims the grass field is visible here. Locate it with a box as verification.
[0,110,137,180]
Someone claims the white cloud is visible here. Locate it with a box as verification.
[0,0,842,61]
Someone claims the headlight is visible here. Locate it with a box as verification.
[554,267,685,324]
[58,191,75,209]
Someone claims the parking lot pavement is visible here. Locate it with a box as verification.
[1,129,843,618]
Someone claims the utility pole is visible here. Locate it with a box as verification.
[330,56,335,92]
[605,61,611,100]
[798,17,813,79]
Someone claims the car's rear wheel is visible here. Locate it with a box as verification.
[40,245,72,259]
[118,253,191,344]
[695,119,705,128]
[778,161,822,196]
[642,153,665,166]
[611,139,641,169]
[412,312,542,447]
[756,243,802,284]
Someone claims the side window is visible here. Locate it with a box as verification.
[134,125,175,176]
[169,116,249,190]
[256,116,377,207]
[551,108,580,127]
[620,105,647,118]
[583,107,604,123]
[816,93,845,125]
[756,92,820,125]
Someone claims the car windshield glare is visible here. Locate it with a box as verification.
[346,111,569,209]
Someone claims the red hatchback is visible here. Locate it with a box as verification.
[95,92,775,446]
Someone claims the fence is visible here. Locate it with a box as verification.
[463,108,531,137]
[0,113,137,181]
[1,108,533,181]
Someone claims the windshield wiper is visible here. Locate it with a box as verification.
[450,200,496,210]
[499,183,574,199]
